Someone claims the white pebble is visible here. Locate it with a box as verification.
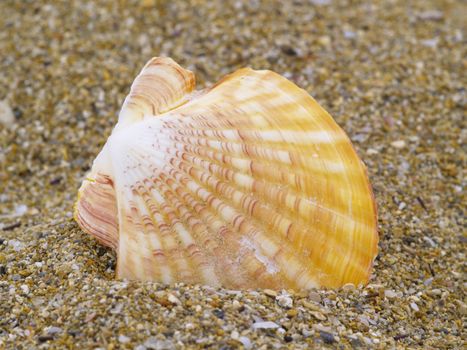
[308,291,321,302]
[310,0,331,6]
[20,284,29,294]
[15,204,28,216]
[8,240,24,252]
[420,38,438,48]
[239,336,252,349]
[0,100,15,127]
[343,30,356,39]
[110,303,123,314]
[358,315,370,327]
[252,321,279,329]
[168,294,181,305]
[423,278,433,286]
[418,10,443,21]
[312,323,333,333]
[118,335,131,343]
[410,302,419,312]
[423,236,437,247]
[366,148,379,155]
[276,294,293,308]
[390,140,406,149]
[384,290,398,299]
[144,337,173,349]
[46,326,62,335]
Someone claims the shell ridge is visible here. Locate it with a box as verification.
[173,146,374,263]
[132,115,376,284]
[153,131,353,175]
[129,144,274,288]
[159,163,294,289]
[152,144,371,286]
[138,173,218,285]
[129,142,294,288]
[118,143,223,285]
[75,57,378,289]
[147,168,237,287]
[149,133,359,212]
[131,178,177,283]
[117,57,196,127]
[233,72,378,285]
[146,126,371,229]
[118,185,179,282]
[120,150,195,283]
[74,172,119,250]
[140,146,321,288]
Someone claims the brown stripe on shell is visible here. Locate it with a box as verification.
[74,173,118,250]
[119,57,195,124]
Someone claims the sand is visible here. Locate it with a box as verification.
[0,0,465,348]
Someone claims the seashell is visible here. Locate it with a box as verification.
[75,57,378,290]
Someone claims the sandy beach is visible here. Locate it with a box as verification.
[0,0,465,348]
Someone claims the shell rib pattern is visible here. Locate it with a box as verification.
[75,57,378,290]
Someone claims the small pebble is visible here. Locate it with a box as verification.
[167,294,181,305]
[46,326,62,335]
[342,283,356,292]
[390,140,406,149]
[313,324,333,333]
[276,294,293,308]
[317,36,331,47]
[144,337,173,350]
[418,10,444,21]
[310,0,331,5]
[0,100,15,127]
[38,335,54,342]
[252,321,279,329]
[421,38,439,48]
[308,291,321,303]
[423,236,437,247]
[384,290,398,299]
[118,335,130,343]
[286,309,298,318]
[320,331,335,344]
[310,311,327,321]
[263,289,277,298]
[212,309,224,319]
[8,240,24,252]
[20,284,29,294]
[239,336,252,349]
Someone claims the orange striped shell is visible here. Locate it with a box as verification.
[75,57,378,290]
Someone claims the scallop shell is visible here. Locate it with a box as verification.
[75,57,378,290]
